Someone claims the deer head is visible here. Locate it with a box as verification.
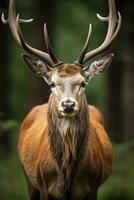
[2,0,121,117]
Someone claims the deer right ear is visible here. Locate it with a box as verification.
[23,54,52,84]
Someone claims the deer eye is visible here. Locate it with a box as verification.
[80,81,87,88]
[50,82,55,88]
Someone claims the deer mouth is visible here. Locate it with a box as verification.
[59,109,78,117]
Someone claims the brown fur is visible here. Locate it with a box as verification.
[56,64,83,77]
[18,102,113,200]
[18,62,114,200]
[47,94,89,191]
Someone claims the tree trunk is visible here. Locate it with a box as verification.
[0,0,11,152]
[106,58,123,142]
[28,0,56,107]
[106,0,134,142]
[105,0,123,142]
[121,0,134,141]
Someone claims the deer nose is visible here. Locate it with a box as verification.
[62,101,76,113]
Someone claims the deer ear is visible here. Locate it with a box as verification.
[22,54,52,84]
[84,54,114,80]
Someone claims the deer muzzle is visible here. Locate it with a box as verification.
[59,98,78,117]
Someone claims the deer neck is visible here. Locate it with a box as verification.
[47,94,89,188]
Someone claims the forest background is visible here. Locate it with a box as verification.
[0,0,134,199]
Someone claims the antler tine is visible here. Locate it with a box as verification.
[1,0,58,67]
[83,0,122,64]
[44,23,60,65]
[96,0,117,42]
[75,23,92,65]
[16,16,54,66]
[1,0,33,45]
[77,0,122,65]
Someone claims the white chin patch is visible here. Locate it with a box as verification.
[59,111,78,117]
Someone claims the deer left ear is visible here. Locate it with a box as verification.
[84,54,114,80]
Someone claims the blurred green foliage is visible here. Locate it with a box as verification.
[0,0,133,200]
[0,151,28,200]
[0,119,18,133]
[99,142,134,200]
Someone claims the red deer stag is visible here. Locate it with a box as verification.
[2,0,121,199]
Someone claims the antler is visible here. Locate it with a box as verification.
[1,0,60,67]
[76,0,122,65]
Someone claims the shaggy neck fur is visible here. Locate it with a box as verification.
[47,94,89,190]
